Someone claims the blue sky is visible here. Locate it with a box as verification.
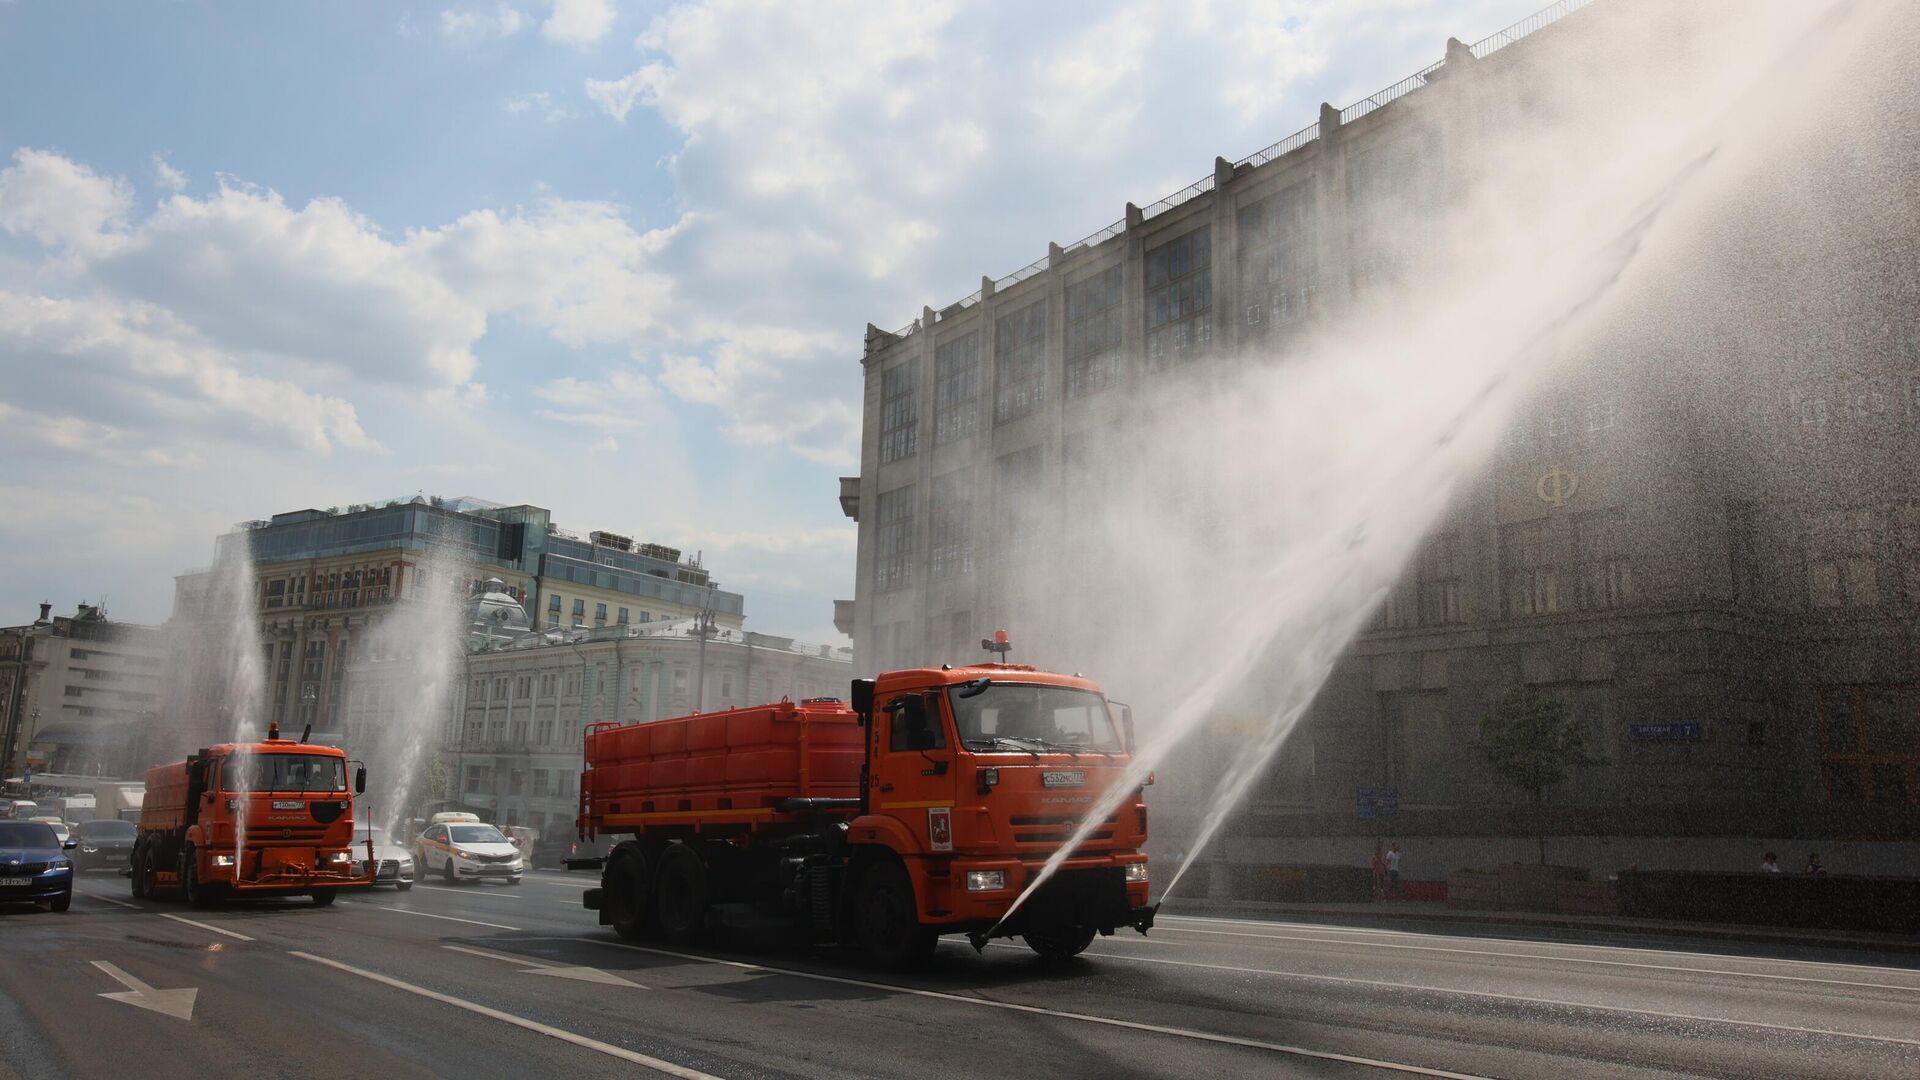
[0,0,1545,644]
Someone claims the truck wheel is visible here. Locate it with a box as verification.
[653,846,709,945]
[855,862,937,970]
[180,847,212,908]
[310,890,337,907]
[1023,927,1096,961]
[130,845,149,900]
[605,846,655,941]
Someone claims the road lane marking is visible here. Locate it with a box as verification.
[1047,944,1920,1048]
[86,893,141,909]
[414,884,525,900]
[157,913,255,942]
[553,937,1488,1078]
[288,952,716,1079]
[1142,925,1920,994]
[340,901,519,931]
[443,944,645,988]
[90,961,198,1021]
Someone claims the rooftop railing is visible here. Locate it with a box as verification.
[877,0,1595,345]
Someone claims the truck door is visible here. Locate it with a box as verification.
[875,690,957,853]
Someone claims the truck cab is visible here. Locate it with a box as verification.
[849,661,1153,960]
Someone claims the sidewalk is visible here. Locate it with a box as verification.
[1159,896,1920,957]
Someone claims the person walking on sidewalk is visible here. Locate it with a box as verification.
[1370,842,1386,901]
[1761,851,1781,873]
[1386,842,1404,900]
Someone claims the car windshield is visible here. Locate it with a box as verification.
[948,683,1124,753]
[353,824,387,842]
[0,822,58,847]
[76,819,135,839]
[449,825,509,844]
[228,753,347,793]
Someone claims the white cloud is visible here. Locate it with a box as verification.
[542,0,614,46]
[440,4,527,42]
[0,147,132,251]
[152,154,188,193]
[532,367,656,430]
[504,91,571,123]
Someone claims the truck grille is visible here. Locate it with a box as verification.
[246,824,333,846]
[1008,814,1116,846]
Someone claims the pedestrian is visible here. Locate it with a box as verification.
[1761,851,1780,874]
[1386,842,1403,900]
[1803,852,1825,876]
[1369,842,1386,902]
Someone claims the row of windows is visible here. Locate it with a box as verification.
[543,593,654,629]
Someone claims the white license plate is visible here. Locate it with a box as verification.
[1042,770,1085,788]
[0,877,30,887]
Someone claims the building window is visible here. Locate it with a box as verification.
[875,486,916,593]
[1501,520,1560,617]
[547,613,559,629]
[993,447,1044,554]
[1573,510,1633,611]
[929,469,974,580]
[617,607,629,624]
[1065,266,1124,397]
[934,332,980,445]
[1237,183,1315,342]
[1808,508,1883,609]
[1817,684,1920,805]
[1145,226,1212,368]
[993,300,1048,425]
[595,602,608,626]
[548,593,561,613]
[880,361,919,464]
[572,598,586,625]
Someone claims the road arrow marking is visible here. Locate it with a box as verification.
[90,961,198,1021]
[443,944,644,988]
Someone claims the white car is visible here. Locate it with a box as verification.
[351,823,415,890]
[29,817,70,845]
[414,821,523,885]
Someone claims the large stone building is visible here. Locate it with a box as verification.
[0,602,165,784]
[168,496,744,743]
[842,0,1920,879]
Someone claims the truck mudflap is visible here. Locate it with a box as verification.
[967,866,1157,951]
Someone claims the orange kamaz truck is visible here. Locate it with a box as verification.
[579,637,1155,966]
[132,723,375,906]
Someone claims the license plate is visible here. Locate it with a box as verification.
[272,800,303,810]
[0,877,29,886]
[1042,770,1085,788]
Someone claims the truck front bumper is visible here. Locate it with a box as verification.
[926,856,1153,937]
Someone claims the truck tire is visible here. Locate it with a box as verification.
[310,889,337,907]
[855,862,937,970]
[130,844,149,900]
[1023,927,1096,961]
[180,846,212,908]
[653,846,709,944]
[605,846,655,941]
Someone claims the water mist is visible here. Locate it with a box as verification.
[985,0,1889,921]
[345,556,465,837]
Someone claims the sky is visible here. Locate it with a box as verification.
[0,0,1548,645]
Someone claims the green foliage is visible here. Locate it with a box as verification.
[1474,687,1604,806]
[424,757,449,802]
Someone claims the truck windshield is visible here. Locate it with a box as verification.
[229,753,347,793]
[948,683,1123,754]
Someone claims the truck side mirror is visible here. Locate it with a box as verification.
[851,678,875,722]
[355,766,367,795]
[1111,701,1135,754]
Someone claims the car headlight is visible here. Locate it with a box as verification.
[46,861,71,874]
[80,844,98,853]
[211,854,236,867]
[458,849,484,861]
[397,856,413,867]
[965,870,1006,892]
[1124,862,1149,883]
[328,851,353,864]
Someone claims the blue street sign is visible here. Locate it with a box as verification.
[1630,723,1701,742]
[1354,786,1400,817]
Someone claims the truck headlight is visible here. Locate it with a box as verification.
[1124,862,1149,883]
[965,870,1005,892]
[328,851,353,864]
[211,854,236,867]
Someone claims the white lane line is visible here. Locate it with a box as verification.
[443,944,648,988]
[1143,926,1920,994]
[553,937,1488,1078]
[85,893,142,909]
[340,901,519,931]
[289,952,712,1078]
[157,913,255,942]
[413,884,525,900]
[1052,944,1920,1049]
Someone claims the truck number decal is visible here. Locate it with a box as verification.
[1041,771,1085,788]
[927,806,953,852]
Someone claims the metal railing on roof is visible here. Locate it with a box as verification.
[876,0,1595,347]
[1471,0,1594,59]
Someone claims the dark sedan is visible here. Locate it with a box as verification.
[0,821,75,912]
[70,819,136,871]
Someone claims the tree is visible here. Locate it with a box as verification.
[1474,687,1604,864]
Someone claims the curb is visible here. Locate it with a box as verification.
[1159,897,1920,955]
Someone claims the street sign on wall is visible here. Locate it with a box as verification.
[1355,786,1399,817]
[1629,722,1702,742]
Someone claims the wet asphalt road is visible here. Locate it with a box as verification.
[3,868,1919,1079]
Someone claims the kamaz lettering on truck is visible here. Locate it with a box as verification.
[579,636,1154,967]
[132,723,375,906]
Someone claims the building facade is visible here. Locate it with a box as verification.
[843,0,1920,877]
[0,602,165,783]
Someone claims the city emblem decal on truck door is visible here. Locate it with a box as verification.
[927,806,953,852]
